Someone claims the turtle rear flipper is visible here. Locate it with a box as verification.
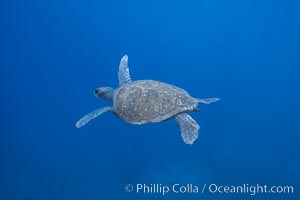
[174,113,200,145]
[76,106,114,128]
[196,98,220,104]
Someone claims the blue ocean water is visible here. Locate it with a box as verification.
[1,0,299,199]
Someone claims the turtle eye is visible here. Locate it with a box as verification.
[94,89,99,95]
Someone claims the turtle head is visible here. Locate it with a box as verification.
[94,87,114,101]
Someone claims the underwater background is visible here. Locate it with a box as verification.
[1,0,299,199]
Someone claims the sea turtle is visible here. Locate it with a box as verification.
[76,55,219,144]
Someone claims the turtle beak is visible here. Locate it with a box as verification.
[94,89,98,96]
[94,87,114,101]
[94,88,101,97]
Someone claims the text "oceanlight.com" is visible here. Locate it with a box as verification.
[124,183,294,196]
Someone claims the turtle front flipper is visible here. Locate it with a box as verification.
[76,106,114,128]
[118,55,132,86]
[174,113,200,145]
